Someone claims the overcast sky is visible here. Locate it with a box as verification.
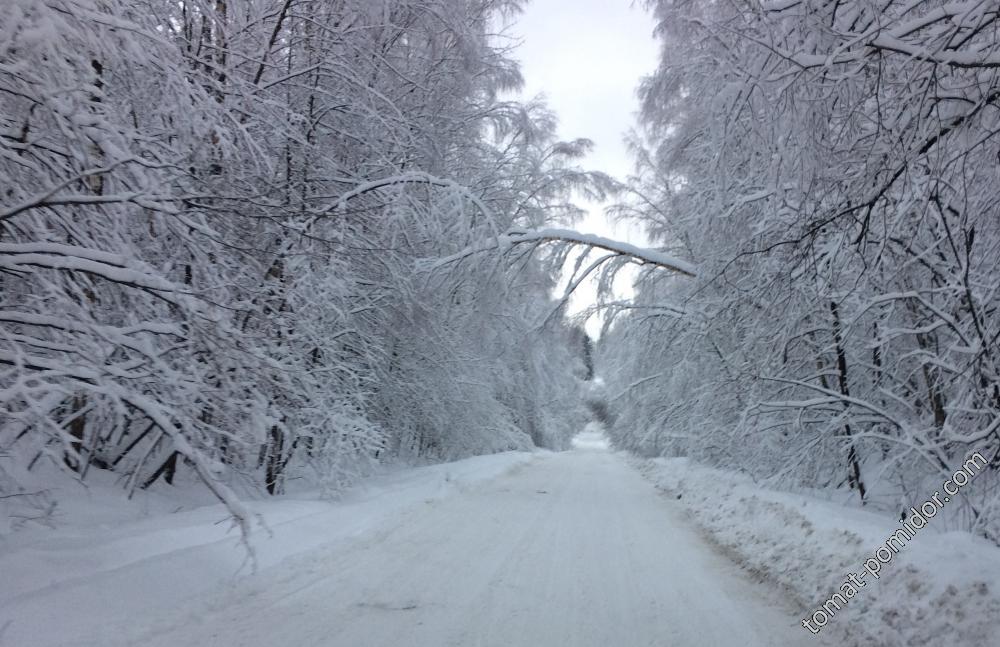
[506,0,660,337]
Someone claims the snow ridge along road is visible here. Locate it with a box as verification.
[87,438,817,647]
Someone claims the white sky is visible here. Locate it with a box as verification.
[507,0,660,337]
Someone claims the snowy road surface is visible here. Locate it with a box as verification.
[95,440,817,647]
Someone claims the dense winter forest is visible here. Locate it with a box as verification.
[0,0,621,532]
[4,1,1000,646]
[600,0,1000,543]
[2,0,1000,542]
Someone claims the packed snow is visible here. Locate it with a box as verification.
[2,442,821,647]
[0,452,535,647]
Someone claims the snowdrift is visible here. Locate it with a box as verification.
[636,456,1000,647]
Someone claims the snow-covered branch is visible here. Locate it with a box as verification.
[429,227,698,277]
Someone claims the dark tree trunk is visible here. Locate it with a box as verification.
[265,425,285,495]
[831,301,866,504]
[142,451,180,489]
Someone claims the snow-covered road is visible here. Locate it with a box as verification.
[107,440,817,647]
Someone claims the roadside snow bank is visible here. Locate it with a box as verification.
[636,456,1000,647]
[0,451,536,647]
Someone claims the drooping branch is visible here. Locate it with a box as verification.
[428,227,698,277]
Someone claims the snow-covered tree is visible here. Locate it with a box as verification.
[0,0,595,537]
[602,0,1000,542]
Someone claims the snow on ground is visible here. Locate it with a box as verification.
[0,451,536,647]
[637,456,1000,647]
[2,439,819,647]
[102,443,815,647]
[12,432,992,647]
